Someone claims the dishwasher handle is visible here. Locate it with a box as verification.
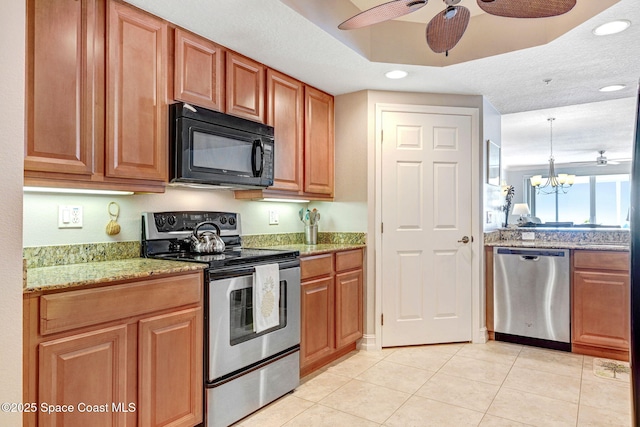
[520,255,539,261]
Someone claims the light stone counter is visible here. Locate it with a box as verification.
[25,258,206,293]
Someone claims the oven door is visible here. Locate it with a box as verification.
[207,265,300,383]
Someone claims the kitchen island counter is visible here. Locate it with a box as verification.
[24,258,206,293]
[484,240,629,252]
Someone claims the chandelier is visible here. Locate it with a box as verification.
[530,118,575,195]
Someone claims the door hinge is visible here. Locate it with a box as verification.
[381,222,384,233]
[381,314,384,326]
[381,130,384,143]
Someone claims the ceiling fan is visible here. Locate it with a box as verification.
[565,151,631,167]
[338,0,577,55]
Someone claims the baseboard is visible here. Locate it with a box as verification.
[357,334,378,351]
[474,327,488,344]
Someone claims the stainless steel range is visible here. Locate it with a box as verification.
[142,211,300,427]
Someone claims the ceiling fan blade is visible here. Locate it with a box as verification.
[426,6,470,54]
[339,0,428,30]
[476,0,576,18]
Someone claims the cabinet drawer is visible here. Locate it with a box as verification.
[301,254,333,280]
[335,249,363,272]
[574,250,629,271]
[40,273,202,335]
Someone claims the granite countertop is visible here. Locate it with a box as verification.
[24,258,207,294]
[252,243,366,256]
[485,240,629,252]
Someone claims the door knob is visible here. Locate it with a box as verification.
[458,236,470,244]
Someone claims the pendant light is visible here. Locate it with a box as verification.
[530,118,575,194]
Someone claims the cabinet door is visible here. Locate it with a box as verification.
[304,86,334,196]
[139,307,203,427]
[174,28,225,111]
[300,277,335,368]
[106,1,168,181]
[335,269,363,348]
[38,324,130,427]
[226,52,265,123]
[25,0,104,177]
[573,270,630,351]
[267,69,303,192]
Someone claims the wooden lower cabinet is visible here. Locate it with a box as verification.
[486,247,630,361]
[300,249,363,377]
[301,275,335,366]
[335,269,363,348]
[572,250,630,361]
[38,324,131,427]
[24,271,204,427]
[139,308,203,427]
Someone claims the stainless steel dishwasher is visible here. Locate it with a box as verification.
[493,247,571,351]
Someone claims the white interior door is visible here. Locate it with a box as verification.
[381,109,473,347]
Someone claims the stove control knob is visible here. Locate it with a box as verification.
[228,216,236,226]
[219,216,227,225]
[167,215,177,227]
[155,216,166,228]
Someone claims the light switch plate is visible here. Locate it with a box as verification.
[522,232,535,240]
[269,210,279,225]
[58,205,83,228]
[486,211,494,224]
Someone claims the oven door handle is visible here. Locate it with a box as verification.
[251,139,264,178]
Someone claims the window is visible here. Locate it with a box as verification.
[530,173,630,226]
[596,174,630,226]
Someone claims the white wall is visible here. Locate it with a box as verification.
[24,189,309,247]
[327,90,491,346]
[310,90,368,233]
[482,98,504,230]
[0,0,24,424]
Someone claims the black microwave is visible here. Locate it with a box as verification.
[170,102,274,188]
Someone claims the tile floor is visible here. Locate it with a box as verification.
[234,341,631,427]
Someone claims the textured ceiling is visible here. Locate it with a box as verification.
[124,0,640,169]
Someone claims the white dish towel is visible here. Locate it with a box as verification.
[253,263,280,333]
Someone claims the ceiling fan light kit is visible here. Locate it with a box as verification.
[338,0,577,55]
[531,118,575,195]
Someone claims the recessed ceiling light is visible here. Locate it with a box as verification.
[385,70,408,79]
[599,84,626,92]
[593,20,631,36]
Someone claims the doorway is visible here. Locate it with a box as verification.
[374,103,481,348]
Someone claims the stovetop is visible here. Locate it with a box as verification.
[141,211,299,270]
[152,247,299,269]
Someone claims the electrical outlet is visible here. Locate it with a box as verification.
[522,232,535,240]
[268,210,279,225]
[59,205,83,228]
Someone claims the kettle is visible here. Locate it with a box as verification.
[189,221,225,254]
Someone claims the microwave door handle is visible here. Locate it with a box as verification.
[251,140,264,177]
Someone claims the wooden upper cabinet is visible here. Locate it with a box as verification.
[106,1,168,181]
[304,86,334,196]
[226,52,265,123]
[25,0,104,177]
[174,28,225,111]
[267,70,304,192]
